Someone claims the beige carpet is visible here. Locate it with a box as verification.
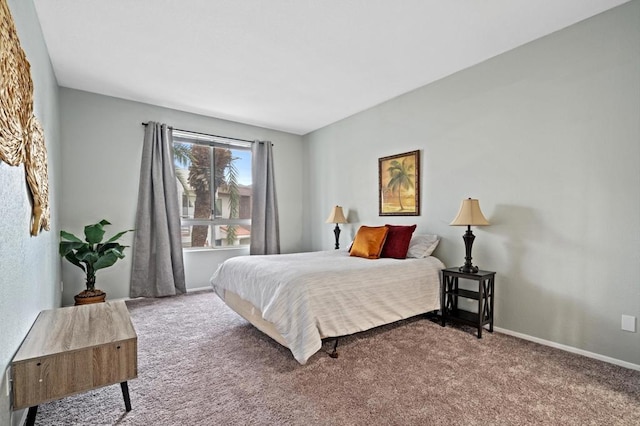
[33,290,639,425]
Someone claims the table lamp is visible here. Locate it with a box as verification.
[326,206,347,249]
[450,198,489,273]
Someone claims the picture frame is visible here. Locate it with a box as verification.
[378,150,420,216]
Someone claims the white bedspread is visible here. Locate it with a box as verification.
[210,250,444,364]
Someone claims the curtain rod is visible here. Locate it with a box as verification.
[141,122,254,144]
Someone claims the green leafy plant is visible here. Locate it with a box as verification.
[59,220,133,294]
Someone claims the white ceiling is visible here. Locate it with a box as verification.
[33,0,629,135]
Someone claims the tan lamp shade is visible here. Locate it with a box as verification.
[450,198,489,226]
[326,205,347,224]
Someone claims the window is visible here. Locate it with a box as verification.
[172,130,252,249]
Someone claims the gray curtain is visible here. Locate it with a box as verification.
[130,122,186,297]
[250,141,280,255]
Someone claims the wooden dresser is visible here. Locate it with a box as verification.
[11,300,137,424]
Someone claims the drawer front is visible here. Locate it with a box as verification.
[12,350,93,410]
[12,339,137,410]
[92,339,137,386]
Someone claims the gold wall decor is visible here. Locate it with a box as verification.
[26,115,50,235]
[1,0,49,236]
[0,0,34,166]
[378,150,420,216]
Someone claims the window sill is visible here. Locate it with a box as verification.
[183,246,250,253]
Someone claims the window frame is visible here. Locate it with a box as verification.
[172,130,252,250]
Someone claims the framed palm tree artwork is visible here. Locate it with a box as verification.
[378,150,420,216]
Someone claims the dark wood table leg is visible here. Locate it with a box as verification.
[25,406,38,426]
[120,381,132,411]
[489,276,495,332]
[477,278,484,339]
[440,275,447,327]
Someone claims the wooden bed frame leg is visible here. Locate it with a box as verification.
[329,338,339,358]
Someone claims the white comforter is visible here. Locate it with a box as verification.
[210,250,444,364]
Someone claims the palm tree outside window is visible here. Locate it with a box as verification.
[172,130,252,249]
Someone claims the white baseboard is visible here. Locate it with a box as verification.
[13,409,26,426]
[494,326,640,371]
[77,286,212,306]
[186,286,213,293]
[78,291,639,371]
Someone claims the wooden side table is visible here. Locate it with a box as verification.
[11,300,137,425]
[441,267,496,338]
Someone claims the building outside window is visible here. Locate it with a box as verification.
[172,130,252,249]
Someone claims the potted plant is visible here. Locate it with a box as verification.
[59,219,133,305]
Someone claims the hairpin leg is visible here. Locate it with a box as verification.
[329,338,339,358]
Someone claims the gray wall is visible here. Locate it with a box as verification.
[58,88,305,306]
[304,1,640,366]
[0,1,62,425]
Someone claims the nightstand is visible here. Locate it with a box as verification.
[441,267,495,338]
[11,301,137,425]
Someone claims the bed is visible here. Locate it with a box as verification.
[210,235,444,364]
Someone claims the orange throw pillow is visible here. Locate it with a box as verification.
[349,226,389,259]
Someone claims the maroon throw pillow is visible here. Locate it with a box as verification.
[380,224,417,259]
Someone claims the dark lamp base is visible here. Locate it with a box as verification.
[333,223,341,250]
[459,226,480,274]
[459,264,479,274]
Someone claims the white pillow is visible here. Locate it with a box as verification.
[406,234,440,258]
